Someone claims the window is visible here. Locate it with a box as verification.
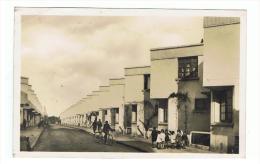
[158,100,168,123]
[159,108,168,123]
[178,56,198,80]
[144,74,150,90]
[213,88,233,123]
[115,108,119,123]
[163,108,168,123]
[104,110,107,115]
[195,98,210,112]
[132,104,137,123]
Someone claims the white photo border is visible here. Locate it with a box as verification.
[13,7,246,158]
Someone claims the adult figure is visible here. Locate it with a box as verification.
[91,118,98,134]
[103,121,112,144]
[97,119,102,132]
[151,127,158,148]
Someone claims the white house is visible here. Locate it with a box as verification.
[21,77,44,129]
[203,17,240,153]
[124,66,157,136]
[150,43,211,146]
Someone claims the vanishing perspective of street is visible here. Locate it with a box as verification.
[19,10,241,155]
[33,125,140,152]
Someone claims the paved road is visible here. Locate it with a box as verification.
[33,125,140,152]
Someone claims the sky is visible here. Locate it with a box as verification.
[21,15,203,117]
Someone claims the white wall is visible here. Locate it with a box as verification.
[125,75,144,103]
[150,44,203,99]
[109,84,124,107]
[203,24,240,87]
[150,58,178,98]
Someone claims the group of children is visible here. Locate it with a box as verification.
[151,127,189,149]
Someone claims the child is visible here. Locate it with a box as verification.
[176,129,184,149]
[170,131,176,148]
[165,129,170,149]
[182,132,189,148]
[160,129,166,149]
[156,131,162,149]
[151,127,158,148]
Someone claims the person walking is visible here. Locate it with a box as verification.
[97,119,102,132]
[103,121,112,144]
[91,118,98,134]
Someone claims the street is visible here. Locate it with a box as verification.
[33,125,140,152]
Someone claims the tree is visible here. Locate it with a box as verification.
[168,92,190,133]
[139,100,158,139]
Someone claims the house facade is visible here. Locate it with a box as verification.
[124,66,158,136]
[107,78,125,133]
[203,17,240,153]
[21,77,45,129]
[150,44,211,146]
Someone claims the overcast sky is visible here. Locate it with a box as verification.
[21,15,203,116]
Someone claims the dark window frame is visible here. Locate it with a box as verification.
[115,108,119,123]
[195,98,210,112]
[132,104,137,123]
[144,74,150,90]
[163,108,168,123]
[178,56,198,80]
[214,88,233,123]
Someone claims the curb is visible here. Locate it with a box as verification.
[31,127,46,150]
[115,141,148,152]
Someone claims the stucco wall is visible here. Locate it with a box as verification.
[203,19,240,153]
[21,92,28,105]
[109,84,124,108]
[150,44,203,99]
[150,51,210,133]
[150,58,178,99]
[98,90,109,109]
[203,24,240,87]
[125,75,144,103]
[177,59,210,133]
[210,110,239,153]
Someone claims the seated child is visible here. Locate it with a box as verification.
[175,129,184,149]
[156,131,162,149]
[165,129,170,149]
[169,131,176,148]
[160,129,166,149]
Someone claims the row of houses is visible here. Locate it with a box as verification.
[20,77,47,129]
[60,17,240,153]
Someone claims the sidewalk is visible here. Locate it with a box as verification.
[20,126,45,150]
[63,125,212,153]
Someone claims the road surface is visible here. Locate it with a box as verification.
[33,125,140,152]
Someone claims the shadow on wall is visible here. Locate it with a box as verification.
[211,110,239,154]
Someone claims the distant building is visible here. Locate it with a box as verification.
[124,66,157,136]
[20,77,44,129]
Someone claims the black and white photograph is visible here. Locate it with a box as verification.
[14,8,245,156]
